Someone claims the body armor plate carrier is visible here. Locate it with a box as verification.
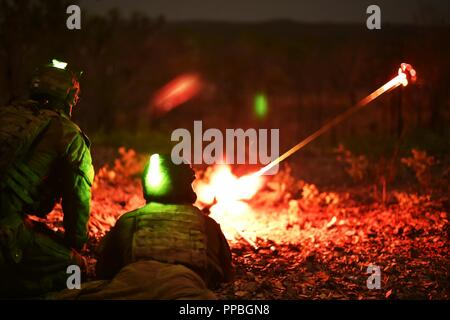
[129,203,208,274]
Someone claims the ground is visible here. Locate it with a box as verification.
[42,147,449,300]
[216,197,448,299]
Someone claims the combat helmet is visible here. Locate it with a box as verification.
[142,153,197,204]
[30,59,82,117]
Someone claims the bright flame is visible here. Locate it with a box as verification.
[194,165,264,239]
[195,165,263,206]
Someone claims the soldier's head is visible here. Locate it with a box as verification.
[142,153,197,204]
[30,59,82,117]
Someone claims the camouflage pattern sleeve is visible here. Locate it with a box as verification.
[60,129,94,250]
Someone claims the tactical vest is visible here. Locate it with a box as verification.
[129,203,208,274]
[0,102,54,210]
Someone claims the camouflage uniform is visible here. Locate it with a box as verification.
[56,202,232,300]
[54,260,217,300]
[53,154,231,300]
[96,202,233,287]
[0,100,94,298]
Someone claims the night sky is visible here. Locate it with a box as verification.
[80,0,450,24]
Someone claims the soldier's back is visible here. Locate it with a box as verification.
[0,101,89,217]
[96,202,233,288]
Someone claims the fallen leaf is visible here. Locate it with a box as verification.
[385,289,393,298]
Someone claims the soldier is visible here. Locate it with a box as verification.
[57,153,232,300]
[0,59,94,298]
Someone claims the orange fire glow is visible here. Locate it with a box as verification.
[194,165,264,240]
[193,165,342,245]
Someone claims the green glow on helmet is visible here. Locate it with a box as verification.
[147,154,163,187]
[144,153,171,196]
[52,59,68,70]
